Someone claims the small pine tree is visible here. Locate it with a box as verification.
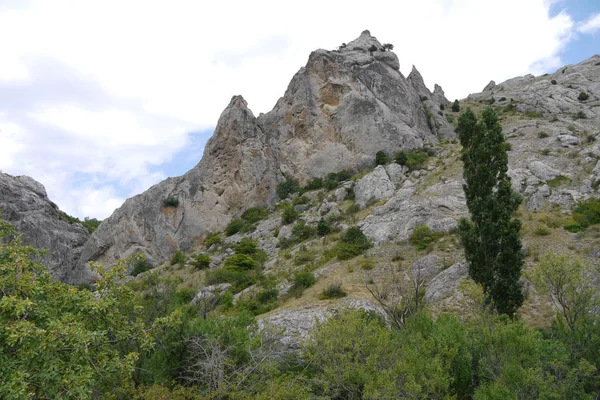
[375,150,388,166]
[457,107,524,317]
[451,99,460,112]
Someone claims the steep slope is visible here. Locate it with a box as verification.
[0,172,90,282]
[78,96,281,271]
[260,30,452,179]
[78,31,452,275]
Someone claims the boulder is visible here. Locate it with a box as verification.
[354,166,395,207]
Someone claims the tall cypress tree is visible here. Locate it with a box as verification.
[457,107,524,317]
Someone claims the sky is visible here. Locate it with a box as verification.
[0,0,598,220]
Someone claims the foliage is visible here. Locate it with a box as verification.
[451,99,460,112]
[81,217,101,233]
[457,107,524,317]
[170,250,186,265]
[225,218,244,236]
[578,91,589,101]
[304,177,324,191]
[336,226,371,260]
[292,195,310,206]
[572,198,600,228]
[319,282,347,299]
[204,232,221,247]
[324,170,352,190]
[233,238,267,263]
[276,178,300,199]
[395,148,430,171]
[317,218,331,236]
[163,196,180,207]
[0,220,157,399]
[382,43,394,51]
[130,251,151,276]
[547,175,570,189]
[529,253,598,330]
[409,224,441,250]
[241,207,269,224]
[191,254,211,270]
[281,203,299,224]
[375,150,388,166]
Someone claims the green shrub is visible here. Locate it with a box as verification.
[191,254,211,270]
[292,221,315,241]
[346,203,360,215]
[317,219,331,236]
[233,238,267,263]
[293,195,310,206]
[305,177,324,191]
[564,223,583,233]
[170,250,186,265]
[446,114,455,123]
[204,232,221,247]
[533,225,551,236]
[294,250,315,266]
[131,253,151,276]
[337,226,371,260]
[375,150,388,166]
[504,142,513,151]
[451,99,460,112]
[163,196,179,207]
[324,170,353,190]
[396,149,429,171]
[205,267,256,292]
[574,111,587,119]
[525,111,543,118]
[409,225,441,250]
[319,282,347,299]
[277,178,300,199]
[578,91,589,101]
[547,175,570,188]
[224,254,259,271]
[538,131,549,138]
[361,258,375,270]
[395,151,408,165]
[225,219,244,236]
[281,204,299,224]
[572,198,600,228]
[241,207,268,224]
[294,271,316,289]
[551,79,557,85]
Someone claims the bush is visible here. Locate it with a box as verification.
[451,99,460,112]
[233,238,267,263]
[317,219,331,236]
[533,225,551,236]
[337,226,371,260]
[205,267,256,292]
[281,204,299,224]
[375,150,388,166]
[224,254,259,271]
[204,233,221,247]
[551,79,557,85]
[574,111,587,119]
[191,254,211,270]
[241,207,268,224]
[578,91,589,101]
[538,131,549,138]
[305,177,324,191]
[293,196,310,206]
[346,203,360,215]
[319,282,347,299]
[294,271,316,289]
[277,178,300,199]
[225,219,244,236]
[163,196,179,207]
[409,225,440,250]
[292,221,315,241]
[572,198,600,228]
[131,253,151,276]
[170,250,186,265]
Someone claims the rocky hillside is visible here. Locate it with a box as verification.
[77,30,453,276]
[0,173,90,283]
[124,52,599,344]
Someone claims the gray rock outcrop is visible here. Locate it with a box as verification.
[354,166,396,207]
[0,172,90,283]
[79,31,455,272]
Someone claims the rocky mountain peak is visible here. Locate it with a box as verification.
[341,29,382,52]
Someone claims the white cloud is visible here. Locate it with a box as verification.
[578,13,600,34]
[0,0,579,219]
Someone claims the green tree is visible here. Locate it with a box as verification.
[452,99,460,112]
[0,219,159,399]
[457,107,524,317]
[375,150,388,166]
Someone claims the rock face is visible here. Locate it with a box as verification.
[0,172,90,283]
[354,166,396,207]
[78,96,282,271]
[78,30,452,273]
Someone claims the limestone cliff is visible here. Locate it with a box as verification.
[0,173,90,283]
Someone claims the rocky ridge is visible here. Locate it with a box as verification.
[0,173,90,282]
[75,30,453,278]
